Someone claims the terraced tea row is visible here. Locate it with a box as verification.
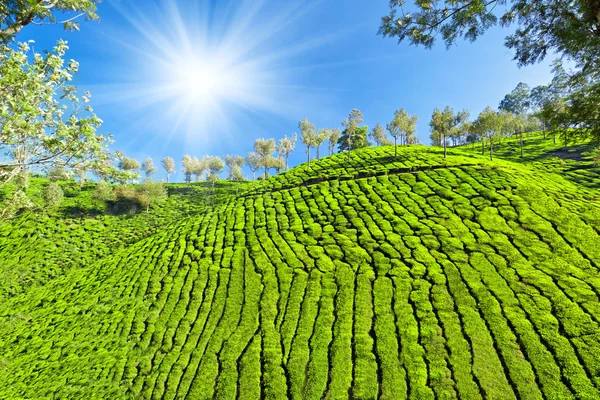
[1,158,599,399]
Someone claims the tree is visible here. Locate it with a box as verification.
[0,40,113,188]
[192,156,207,181]
[540,98,571,145]
[225,155,245,180]
[74,166,87,190]
[277,133,297,171]
[43,182,63,208]
[205,156,224,189]
[328,128,341,155]
[246,152,261,183]
[117,154,140,184]
[378,0,600,72]
[337,126,370,152]
[315,128,330,159]
[230,164,245,195]
[430,107,456,158]
[476,106,501,160]
[92,180,115,206]
[181,155,194,185]
[137,180,167,214]
[46,166,70,182]
[0,0,100,43]
[565,81,600,144]
[273,156,285,174]
[499,82,531,114]
[1,189,34,218]
[299,118,317,169]
[141,157,158,180]
[452,110,471,146]
[254,138,276,178]
[161,157,175,183]
[13,170,29,190]
[370,123,392,146]
[340,109,366,161]
[512,113,528,157]
[387,108,418,157]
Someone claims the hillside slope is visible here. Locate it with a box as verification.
[2,146,600,399]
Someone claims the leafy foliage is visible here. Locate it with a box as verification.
[378,0,600,70]
[0,40,113,187]
[161,157,175,183]
[43,182,63,208]
[0,0,100,43]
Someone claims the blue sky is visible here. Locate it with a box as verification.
[18,0,556,181]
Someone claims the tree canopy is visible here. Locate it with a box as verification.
[0,40,114,187]
[378,0,600,73]
[0,0,100,43]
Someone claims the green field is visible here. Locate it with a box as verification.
[2,142,600,399]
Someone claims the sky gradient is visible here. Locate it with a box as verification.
[17,0,557,181]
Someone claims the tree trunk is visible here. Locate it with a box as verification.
[316,146,320,160]
[543,122,546,139]
[285,155,289,171]
[553,132,556,144]
[520,132,523,158]
[490,137,493,161]
[166,174,169,184]
[307,147,311,170]
[443,133,447,158]
[394,137,397,157]
[481,137,485,155]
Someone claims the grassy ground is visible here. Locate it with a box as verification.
[453,131,600,188]
[1,143,600,399]
[0,178,250,298]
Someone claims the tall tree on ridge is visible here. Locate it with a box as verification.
[141,157,158,180]
[388,108,418,157]
[499,82,531,115]
[315,128,330,159]
[328,128,341,155]
[253,138,276,179]
[430,106,456,158]
[299,117,317,170]
[370,123,392,146]
[245,152,261,183]
[277,133,297,171]
[341,109,364,162]
[161,157,175,183]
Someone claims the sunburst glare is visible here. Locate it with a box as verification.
[90,0,338,147]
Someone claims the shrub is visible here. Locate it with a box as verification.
[43,183,64,208]
[92,180,115,204]
[1,190,35,218]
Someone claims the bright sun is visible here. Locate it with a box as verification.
[174,60,225,102]
[104,0,334,143]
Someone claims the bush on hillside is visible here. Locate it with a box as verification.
[43,183,64,208]
[1,190,35,218]
[137,180,167,213]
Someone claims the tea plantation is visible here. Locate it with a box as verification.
[2,145,600,399]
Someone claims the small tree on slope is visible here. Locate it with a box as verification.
[161,157,175,183]
[141,157,158,180]
[299,118,317,170]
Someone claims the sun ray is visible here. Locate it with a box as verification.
[88,0,345,149]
